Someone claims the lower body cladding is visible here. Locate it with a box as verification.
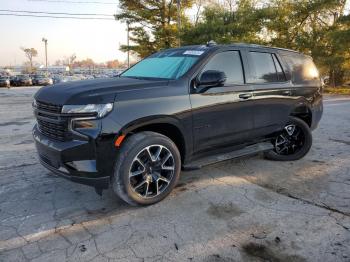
[33,125,116,195]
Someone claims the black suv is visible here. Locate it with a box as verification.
[33,43,323,205]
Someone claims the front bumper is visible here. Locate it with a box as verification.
[33,125,110,189]
[0,82,10,87]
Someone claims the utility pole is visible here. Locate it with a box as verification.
[42,38,48,73]
[177,0,181,47]
[127,21,130,68]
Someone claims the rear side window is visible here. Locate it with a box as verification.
[282,55,319,83]
[249,52,286,83]
[201,51,244,84]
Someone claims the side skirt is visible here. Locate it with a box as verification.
[182,142,273,170]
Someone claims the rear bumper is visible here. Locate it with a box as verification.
[310,96,323,130]
[33,124,110,189]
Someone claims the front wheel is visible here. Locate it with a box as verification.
[112,131,181,206]
[264,116,312,161]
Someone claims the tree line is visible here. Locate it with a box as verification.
[116,0,350,86]
[19,47,126,73]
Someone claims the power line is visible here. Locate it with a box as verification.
[0,13,115,20]
[28,0,117,4]
[0,9,113,17]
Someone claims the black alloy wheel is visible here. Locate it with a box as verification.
[264,116,312,161]
[274,124,305,155]
[129,145,175,198]
[112,131,181,206]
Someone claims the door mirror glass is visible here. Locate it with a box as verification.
[197,70,227,88]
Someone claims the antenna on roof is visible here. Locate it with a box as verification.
[206,40,217,47]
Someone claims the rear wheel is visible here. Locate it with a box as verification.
[264,116,312,161]
[112,131,181,206]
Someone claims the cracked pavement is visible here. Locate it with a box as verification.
[0,87,349,262]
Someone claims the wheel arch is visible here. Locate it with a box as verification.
[120,116,189,163]
[289,102,312,127]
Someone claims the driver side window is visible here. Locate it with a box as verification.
[201,51,244,85]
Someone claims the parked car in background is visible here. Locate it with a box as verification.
[9,76,16,86]
[52,75,64,84]
[11,75,32,86]
[32,75,53,86]
[0,77,10,88]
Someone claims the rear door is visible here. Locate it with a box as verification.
[245,50,294,138]
[190,49,255,153]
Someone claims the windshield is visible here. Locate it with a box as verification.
[121,49,204,80]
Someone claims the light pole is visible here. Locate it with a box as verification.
[42,38,48,73]
[177,0,181,46]
[126,21,130,68]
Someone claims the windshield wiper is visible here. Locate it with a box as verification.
[121,76,148,80]
[121,76,171,81]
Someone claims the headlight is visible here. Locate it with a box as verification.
[32,99,37,108]
[62,103,113,118]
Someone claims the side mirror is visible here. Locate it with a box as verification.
[197,70,227,88]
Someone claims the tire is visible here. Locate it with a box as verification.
[264,116,312,161]
[112,131,181,206]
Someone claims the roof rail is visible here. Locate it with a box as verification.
[206,40,217,47]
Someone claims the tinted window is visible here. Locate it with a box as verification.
[201,51,244,84]
[282,55,319,83]
[272,54,286,81]
[250,52,278,83]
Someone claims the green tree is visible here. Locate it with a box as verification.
[115,0,193,58]
[182,0,265,45]
[261,0,349,85]
[182,0,350,85]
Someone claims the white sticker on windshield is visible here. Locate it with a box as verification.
[183,50,204,56]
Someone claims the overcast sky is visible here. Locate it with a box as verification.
[0,0,126,66]
[0,0,349,67]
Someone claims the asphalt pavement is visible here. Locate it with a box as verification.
[0,87,349,262]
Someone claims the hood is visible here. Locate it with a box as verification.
[34,77,169,105]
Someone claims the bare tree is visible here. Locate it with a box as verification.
[194,0,203,25]
[67,54,76,71]
[21,47,38,73]
[54,59,63,66]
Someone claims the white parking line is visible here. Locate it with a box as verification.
[325,102,350,107]
[324,97,350,102]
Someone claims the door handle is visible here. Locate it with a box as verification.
[239,93,252,99]
[282,90,291,95]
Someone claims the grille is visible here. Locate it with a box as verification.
[37,119,70,141]
[35,100,71,141]
[36,100,62,114]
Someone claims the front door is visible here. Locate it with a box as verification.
[190,50,255,154]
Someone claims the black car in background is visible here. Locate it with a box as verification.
[11,75,32,86]
[32,75,53,86]
[0,77,10,88]
[33,43,323,206]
